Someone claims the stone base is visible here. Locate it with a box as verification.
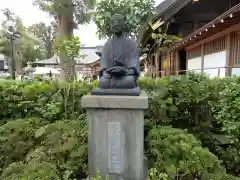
[81,91,148,180]
[91,87,141,96]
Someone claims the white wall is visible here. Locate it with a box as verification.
[232,68,240,76]
[0,54,4,61]
[187,57,202,73]
[203,51,226,78]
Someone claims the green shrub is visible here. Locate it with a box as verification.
[147,168,240,180]
[148,168,169,180]
[0,117,46,174]
[33,119,88,179]
[146,126,225,179]
[1,162,60,180]
[0,73,239,178]
[140,73,239,177]
[0,118,88,179]
[141,73,220,129]
[202,173,240,180]
[212,76,240,175]
[0,80,91,122]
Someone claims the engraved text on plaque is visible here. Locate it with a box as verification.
[108,122,121,174]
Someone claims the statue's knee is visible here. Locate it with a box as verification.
[99,77,109,88]
[125,76,135,84]
[121,76,135,88]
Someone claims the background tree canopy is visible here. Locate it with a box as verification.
[28,22,57,59]
[0,9,44,74]
[34,0,96,26]
[34,0,96,81]
[94,0,155,39]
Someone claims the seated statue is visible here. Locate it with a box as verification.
[91,14,141,96]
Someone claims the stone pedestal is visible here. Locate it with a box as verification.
[81,91,148,180]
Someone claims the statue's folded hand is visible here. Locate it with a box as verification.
[103,71,111,78]
[126,68,135,76]
[107,66,127,76]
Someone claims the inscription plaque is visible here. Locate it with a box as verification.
[108,122,121,174]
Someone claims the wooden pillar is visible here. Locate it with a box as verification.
[172,52,175,75]
[226,33,231,76]
[168,53,171,76]
[201,44,204,73]
[155,52,159,77]
[149,55,153,77]
[144,61,148,72]
[152,54,155,78]
[175,51,180,75]
[170,52,175,75]
[161,55,165,77]
[166,53,170,76]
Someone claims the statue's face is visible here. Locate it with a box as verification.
[111,14,124,34]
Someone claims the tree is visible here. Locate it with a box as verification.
[28,22,56,59]
[0,8,18,58]
[0,9,43,78]
[139,24,180,77]
[94,0,155,39]
[0,32,11,57]
[1,8,16,26]
[14,20,44,66]
[145,26,180,56]
[34,0,96,81]
[53,36,82,78]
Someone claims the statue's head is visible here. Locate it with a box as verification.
[111,14,125,36]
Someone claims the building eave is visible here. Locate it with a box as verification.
[171,3,240,51]
[155,0,191,22]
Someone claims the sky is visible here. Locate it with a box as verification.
[0,0,164,46]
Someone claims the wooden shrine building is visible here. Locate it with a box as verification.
[139,0,240,77]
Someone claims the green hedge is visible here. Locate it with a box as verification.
[0,80,91,122]
[0,73,239,179]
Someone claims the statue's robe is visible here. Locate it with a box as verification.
[99,35,140,89]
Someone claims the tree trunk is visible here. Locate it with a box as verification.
[10,39,15,79]
[57,10,76,81]
[8,56,13,78]
[46,41,53,58]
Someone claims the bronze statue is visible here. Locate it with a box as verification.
[92,14,141,96]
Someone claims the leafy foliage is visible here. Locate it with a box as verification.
[94,0,155,38]
[0,118,88,180]
[0,9,43,74]
[28,22,57,58]
[0,80,91,121]
[32,120,88,179]
[146,27,180,55]
[0,73,239,179]
[212,77,240,175]
[1,162,60,180]
[34,0,96,81]
[213,79,240,143]
[0,118,46,174]
[34,0,95,26]
[147,168,240,180]
[146,126,225,179]
[139,73,240,177]
[53,36,81,59]
[140,27,180,72]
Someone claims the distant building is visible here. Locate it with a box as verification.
[0,54,8,72]
[139,0,240,78]
[0,54,4,70]
[34,46,102,78]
